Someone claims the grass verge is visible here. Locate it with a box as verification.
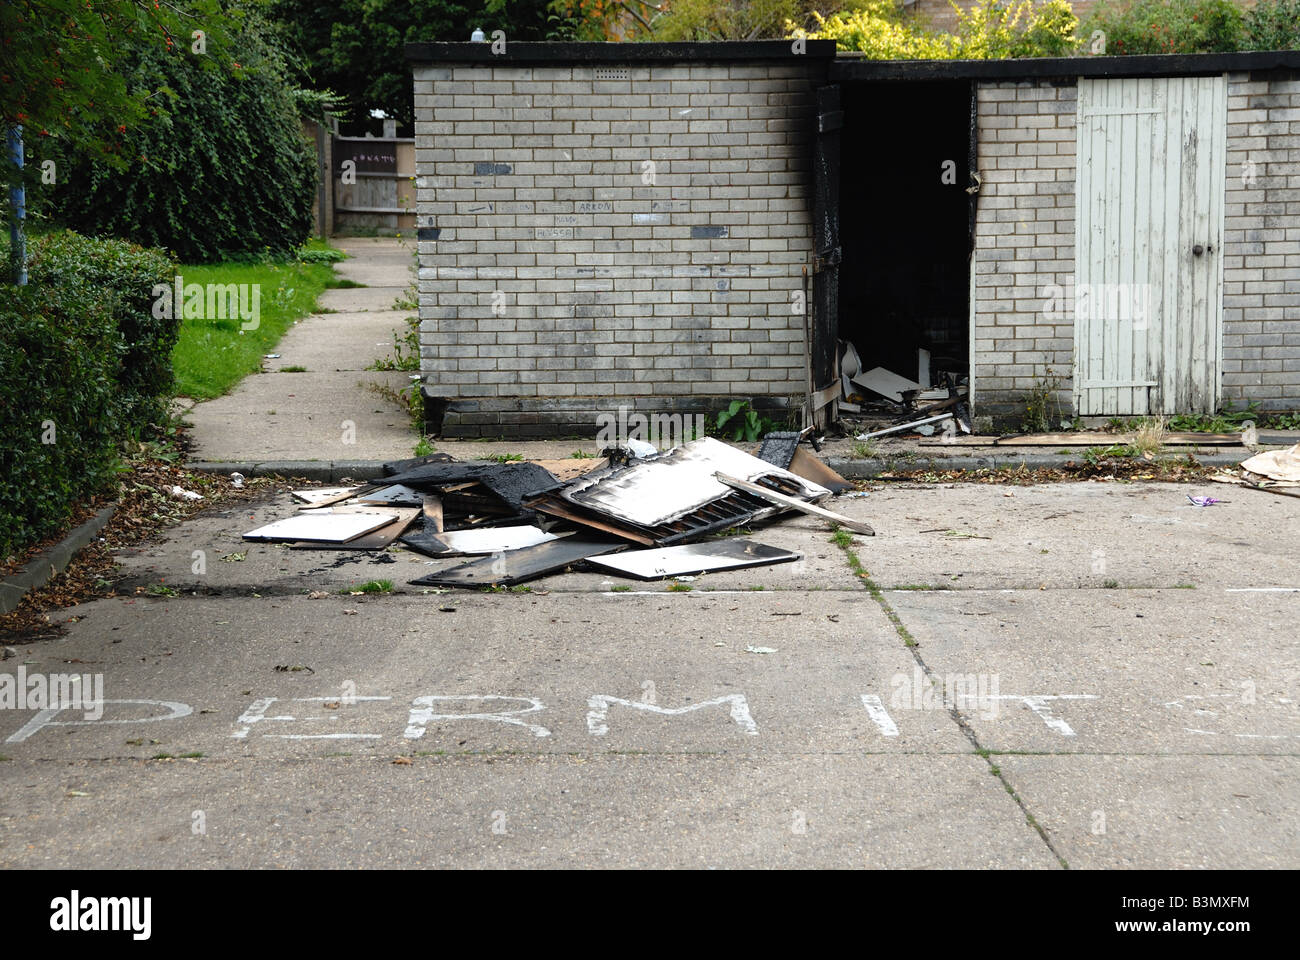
[171,240,343,399]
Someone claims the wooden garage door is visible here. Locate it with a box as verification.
[1074,76,1227,416]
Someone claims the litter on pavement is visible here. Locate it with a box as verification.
[242,434,871,590]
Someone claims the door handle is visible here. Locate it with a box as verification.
[1192,244,1204,256]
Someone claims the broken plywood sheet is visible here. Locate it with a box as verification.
[851,367,921,404]
[560,437,830,529]
[528,457,609,483]
[289,508,419,550]
[409,535,626,588]
[788,447,854,495]
[588,539,800,580]
[293,487,361,508]
[244,510,397,543]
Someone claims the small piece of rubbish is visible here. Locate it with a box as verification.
[745,645,778,654]
[169,486,203,501]
[264,353,280,359]
[1187,495,1227,507]
[230,472,245,489]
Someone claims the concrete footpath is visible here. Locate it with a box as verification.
[184,237,421,463]
[1,480,1297,868]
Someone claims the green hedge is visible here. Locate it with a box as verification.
[26,232,178,429]
[0,231,177,558]
[0,283,122,557]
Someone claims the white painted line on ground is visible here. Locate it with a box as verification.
[859,694,900,737]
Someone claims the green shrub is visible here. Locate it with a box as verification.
[0,283,123,557]
[42,16,316,262]
[26,232,178,430]
[1243,0,1300,50]
[1084,0,1245,54]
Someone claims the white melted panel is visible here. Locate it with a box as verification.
[431,525,559,555]
[566,437,829,528]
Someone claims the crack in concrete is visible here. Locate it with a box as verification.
[833,537,1073,869]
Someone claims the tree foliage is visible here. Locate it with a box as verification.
[799,0,1078,58]
[268,0,560,130]
[40,8,316,261]
[0,0,235,178]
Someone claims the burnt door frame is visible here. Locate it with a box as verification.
[810,84,842,429]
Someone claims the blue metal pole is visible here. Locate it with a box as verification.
[8,124,26,285]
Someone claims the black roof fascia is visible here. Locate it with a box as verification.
[831,49,1300,82]
[406,40,837,63]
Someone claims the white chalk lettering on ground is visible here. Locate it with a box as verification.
[586,693,759,736]
[987,695,1098,737]
[1167,691,1300,740]
[5,700,192,743]
[2,688,1113,744]
[859,695,900,736]
[231,696,392,739]
[404,695,551,739]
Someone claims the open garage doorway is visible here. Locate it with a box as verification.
[837,80,974,400]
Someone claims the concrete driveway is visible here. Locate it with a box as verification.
[1,479,1297,868]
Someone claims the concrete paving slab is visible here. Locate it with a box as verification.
[5,479,1294,868]
[262,311,411,372]
[185,372,417,462]
[828,481,1300,590]
[996,755,1300,869]
[885,588,1300,754]
[0,754,1054,869]
[317,287,408,313]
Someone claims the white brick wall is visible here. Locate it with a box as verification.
[970,80,1077,420]
[1222,71,1300,412]
[411,59,822,434]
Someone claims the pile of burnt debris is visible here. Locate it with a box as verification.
[244,436,871,589]
[837,341,971,441]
